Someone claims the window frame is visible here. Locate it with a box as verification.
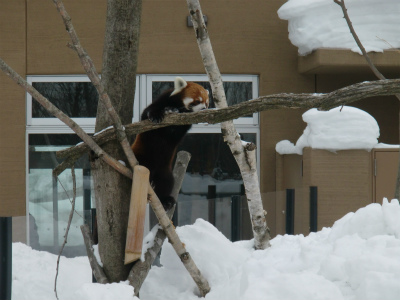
[26,75,141,134]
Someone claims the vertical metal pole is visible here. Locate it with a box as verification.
[0,217,12,300]
[91,208,97,283]
[231,195,241,242]
[207,185,216,226]
[83,168,91,225]
[52,175,59,250]
[286,189,295,235]
[171,202,179,226]
[310,186,318,232]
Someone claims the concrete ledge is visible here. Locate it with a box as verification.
[298,49,400,74]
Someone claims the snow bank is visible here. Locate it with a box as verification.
[278,0,400,55]
[12,243,137,300]
[12,199,400,300]
[140,199,400,300]
[276,106,380,155]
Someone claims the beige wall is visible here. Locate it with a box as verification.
[0,0,26,216]
[276,149,373,235]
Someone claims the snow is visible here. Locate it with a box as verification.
[12,198,400,300]
[276,106,384,155]
[278,0,400,55]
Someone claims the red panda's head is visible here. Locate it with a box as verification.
[170,77,209,112]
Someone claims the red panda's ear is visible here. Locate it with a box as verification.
[170,77,188,96]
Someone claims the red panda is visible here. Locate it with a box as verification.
[131,77,209,210]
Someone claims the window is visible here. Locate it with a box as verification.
[26,74,259,254]
[26,75,140,133]
[28,134,92,256]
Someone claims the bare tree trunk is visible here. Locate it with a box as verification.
[92,0,142,282]
[186,0,270,250]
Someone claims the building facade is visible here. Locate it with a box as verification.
[1,1,399,255]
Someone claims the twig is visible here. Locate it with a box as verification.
[53,77,400,177]
[334,0,386,80]
[54,167,77,300]
[57,177,83,219]
[80,224,109,284]
[128,151,191,296]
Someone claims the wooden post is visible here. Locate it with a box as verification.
[125,165,150,264]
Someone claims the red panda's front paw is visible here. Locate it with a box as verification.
[147,110,165,123]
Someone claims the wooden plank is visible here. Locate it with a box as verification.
[124,165,150,264]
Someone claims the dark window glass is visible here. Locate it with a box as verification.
[32,82,99,118]
[152,81,253,117]
[175,133,256,240]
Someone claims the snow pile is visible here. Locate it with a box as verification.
[277,0,400,55]
[12,243,137,300]
[12,199,400,300]
[140,199,400,300]
[276,106,380,155]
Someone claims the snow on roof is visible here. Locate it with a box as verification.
[276,106,380,155]
[277,0,400,55]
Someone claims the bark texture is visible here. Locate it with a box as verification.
[92,0,142,282]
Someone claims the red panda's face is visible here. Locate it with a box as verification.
[182,82,209,112]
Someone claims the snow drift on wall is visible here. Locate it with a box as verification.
[278,0,400,55]
[276,106,380,155]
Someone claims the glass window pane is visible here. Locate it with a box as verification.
[32,82,99,118]
[175,133,255,240]
[28,134,93,257]
[151,81,253,117]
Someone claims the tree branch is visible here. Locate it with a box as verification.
[187,0,271,250]
[334,0,386,81]
[80,224,109,284]
[52,0,138,169]
[53,77,400,177]
[128,151,191,296]
[0,57,133,179]
[54,167,77,300]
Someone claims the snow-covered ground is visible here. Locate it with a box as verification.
[278,0,400,55]
[276,106,398,155]
[12,198,400,300]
